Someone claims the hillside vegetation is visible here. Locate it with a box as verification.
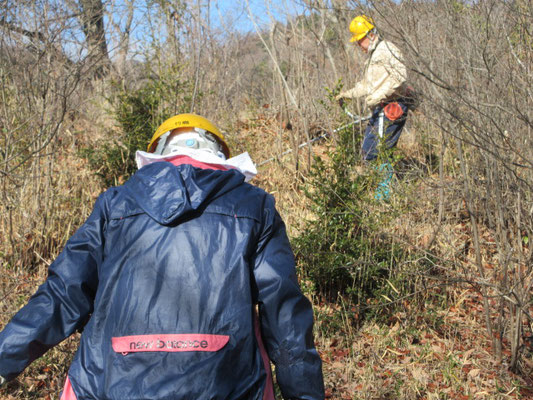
[1,0,532,399]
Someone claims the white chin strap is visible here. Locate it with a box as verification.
[154,129,226,160]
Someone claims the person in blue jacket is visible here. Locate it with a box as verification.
[0,113,325,400]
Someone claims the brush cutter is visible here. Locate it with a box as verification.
[257,101,371,167]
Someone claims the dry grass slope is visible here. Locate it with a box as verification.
[0,104,532,400]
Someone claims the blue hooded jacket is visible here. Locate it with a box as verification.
[0,162,324,400]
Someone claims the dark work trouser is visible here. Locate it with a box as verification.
[361,99,409,161]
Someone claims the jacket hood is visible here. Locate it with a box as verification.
[123,162,246,225]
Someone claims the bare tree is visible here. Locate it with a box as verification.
[107,0,136,77]
[363,0,532,372]
[77,0,111,77]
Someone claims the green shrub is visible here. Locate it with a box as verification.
[293,115,416,317]
[83,70,193,187]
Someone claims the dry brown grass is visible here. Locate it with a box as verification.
[1,113,532,400]
[316,302,528,399]
[250,115,532,399]
[0,102,108,398]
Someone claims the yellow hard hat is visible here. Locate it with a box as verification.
[148,113,230,158]
[349,15,375,42]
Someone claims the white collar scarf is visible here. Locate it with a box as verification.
[135,149,258,182]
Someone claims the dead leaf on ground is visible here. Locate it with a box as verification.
[411,367,429,385]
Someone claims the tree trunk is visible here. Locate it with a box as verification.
[78,0,111,78]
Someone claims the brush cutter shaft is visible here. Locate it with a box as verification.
[257,112,371,167]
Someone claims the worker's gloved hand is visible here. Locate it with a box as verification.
[0,375,6,386]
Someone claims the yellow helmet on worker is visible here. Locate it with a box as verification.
[148,113,230,159]
[349,15,375,42]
